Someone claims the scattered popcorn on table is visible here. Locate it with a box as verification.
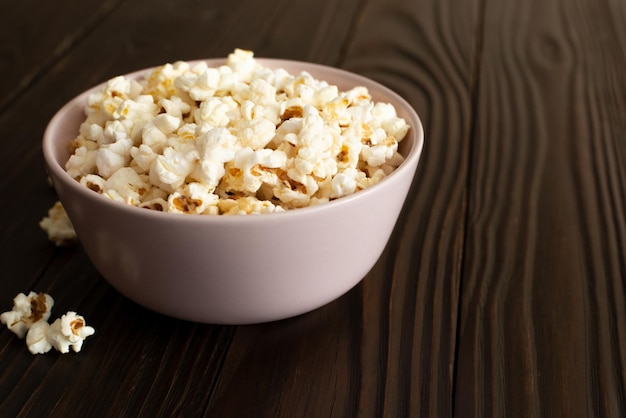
[0,292,54,338]
[39,201,77,245]
[1,293,95,355]
[65,49,410,215]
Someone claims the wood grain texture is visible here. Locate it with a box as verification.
[0,0,123,112]
[0,0,363,416]
[455,0,626,416]
[205,0,480,416]
[1,0,626,416]
[341,0,480,416]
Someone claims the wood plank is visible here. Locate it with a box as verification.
[0,0,365,416]
[207,293,364,417]
[0,0,124,298]
[0,0,123,112]
[455,0,626,416]
[207,0,480,416]
[342,0,478,416]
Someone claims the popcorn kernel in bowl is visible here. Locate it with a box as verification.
[65,49,410,215]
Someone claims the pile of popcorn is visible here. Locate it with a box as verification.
[64,49,410,215]
[0,292,94,354]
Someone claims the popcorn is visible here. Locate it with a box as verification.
[361,135,398,167]
[144,61,190,101]
[159,96,191,119]
[247,77,277,106]
[139,197,169,212]
[82,123,105,144]
[234,117,276,149]
[175,63,222,101]
[226,48,256,81]
[220,147,288,194]
[1,293,95,355]
[217,196,285,215]
[0,292,54,338]
[79,174,107,194]
[196,96,240,126]
[168,182,219,215]
[65,49,410,215]
[39,201,77,246]
[141,121,169,151]
[330,168,360,199]
[95,135,133,178]
[130,143,159,173]
[191,127,239,189]
[114,94,158,124]
[66,145,97,179]
[104,167,150,205]
[26,321,52,354]
[149,138,199,193]
[48,312,95,354]
[272,169,319,207]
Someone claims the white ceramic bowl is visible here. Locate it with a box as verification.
[43,58,424,324]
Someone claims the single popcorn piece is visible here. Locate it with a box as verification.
[48,311,95,354]
[149,141,199,193]
[159,96,191,119]
[95,135,134,178]
[168,182,219,215]
[66,145,98,179]
[217,196,285,215]
[330,168,360,199]
[26,321,52,354]
[104,167,150,205]
[39,201,77,245]
[65,49,410,215]
[144,61,190,101]
[221,147,288,194]
[0,292,54,338]
[196,96,240,126]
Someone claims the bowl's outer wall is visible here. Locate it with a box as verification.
[43,59,424,324]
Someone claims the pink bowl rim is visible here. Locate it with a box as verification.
[43,58,424,225]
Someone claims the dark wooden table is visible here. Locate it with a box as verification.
[2,0,626,416]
